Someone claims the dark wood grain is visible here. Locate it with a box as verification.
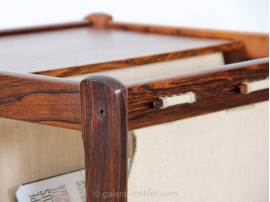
[0,21,92,36]
[222,48,246,64]
[107,21,268,60]
[127,58,269,130]
[0,13,111,36]
[80,75,128,202]
[0,72,81,129]
[35,41,242,77]
[0,15,268,202]
[0,58,268,131]
[0,22,241,77]
[0,13,267,78]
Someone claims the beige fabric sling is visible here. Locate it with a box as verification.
[128,101,269,202]
[5,52,266,202]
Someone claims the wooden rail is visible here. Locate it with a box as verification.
[0,58,268,130]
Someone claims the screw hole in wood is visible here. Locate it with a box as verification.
[97,105,106,119]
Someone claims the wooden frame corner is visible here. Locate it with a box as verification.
[80,75,128,202]
[85,13,113,29]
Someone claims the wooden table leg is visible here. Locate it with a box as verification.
[80,75,128,202]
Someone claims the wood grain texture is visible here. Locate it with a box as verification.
[222,48,246,64]
[126,58,269,130]
[0,23,241,77]
[80,75,128,202]
[0,13,110,36]
[85,13,113,29]
[0,21,92,36]
[35,41,242,77]
[0,13,267,77]
[0,72,81,129]
[107,21,268,60]
[0,58,268,131]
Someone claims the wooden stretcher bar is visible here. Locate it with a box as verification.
[0,58,268,130]
[0,13,268,202]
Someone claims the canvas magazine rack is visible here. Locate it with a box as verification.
[0,13,268,202]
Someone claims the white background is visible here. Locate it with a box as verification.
[0,0,268,33]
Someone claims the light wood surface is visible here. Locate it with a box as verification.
[108,21,269,60]
[0,27,238,76]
